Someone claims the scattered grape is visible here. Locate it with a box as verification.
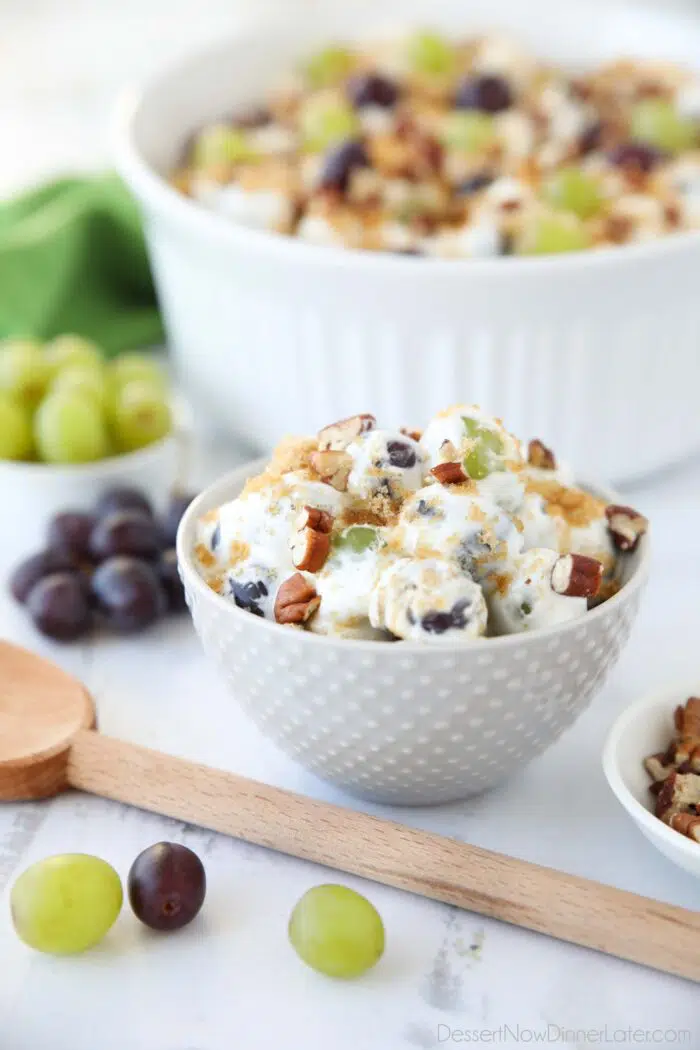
[11,854,122,954]
[441,111,496,154]
[630,98,696,155]
[48,511,97,559]
[96,486,154,520]
[300,92,360,152]
[10,548,78,604]
[543,166,603,219]
[89,511,162,561]
[44,334,103,378]
[27,573,93,641]
[128,842,206,931]
[0,339,49,408]
[405,30,455,77]
[520,214,591,255]
[304,46,355,89]
[192,125,258,168]
[0,393,33,460]
[91,556,167,632]
[157,549,187,612]
[35,391,110,464]
[288,884,385,978]
[110,381,173,454]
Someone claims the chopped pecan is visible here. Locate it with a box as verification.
[527,438,556,470]
[665,811,700,843]
[310,450,352,491]
[655,771,700,821]
[431,461,467,485]
[290,507,333,572]
[644,752,676,784]
[400,427,423,442]
[439,439,459,461]
[674,697,700,771]
[317,414,376,451]
[274,573,321,625]
[550,553,603,598]
[605,504,648,552]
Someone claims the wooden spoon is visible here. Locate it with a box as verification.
[1,640,698,982]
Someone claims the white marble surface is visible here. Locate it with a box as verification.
[1,1,700,1047]
[0,438,699,1050]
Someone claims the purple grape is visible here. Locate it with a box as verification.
[607,142,663,173]
[348,72,399,109]
[456,171,494,195]
[128,842,206,931]
[9,549,78,604]
[162,491,196,548]
[91,557,166,632]
[90,511,162,562]
[158,549,187,613]
[96,486,153,520]
[455,75,513,113]
[48,511,97,559]
[319,140,369,193]
[385,441,417,469]
[26,573,93,641]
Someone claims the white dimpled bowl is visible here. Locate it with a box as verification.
[178,461,649,805]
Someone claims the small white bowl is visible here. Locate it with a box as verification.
[603,687,700,879]
[0,434,182,563]
[178,460,649,805]
[116,0,700,482]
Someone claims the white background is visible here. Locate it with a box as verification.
[1,2,700,1048]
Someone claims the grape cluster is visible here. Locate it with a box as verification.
[10,486,195,641]
[10,842,206,954]
[0,335,172,463]
[11,843,385,981]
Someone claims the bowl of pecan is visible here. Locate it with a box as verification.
[603,692,700,878]
[177,404,650,805]
[116,0,700,483]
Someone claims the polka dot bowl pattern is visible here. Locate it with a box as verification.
[177,462,649,805]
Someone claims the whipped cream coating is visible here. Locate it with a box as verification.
[193,404,644,642]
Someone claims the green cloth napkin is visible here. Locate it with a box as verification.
[0,173,163,357]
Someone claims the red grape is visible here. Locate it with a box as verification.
[128,842,206,931]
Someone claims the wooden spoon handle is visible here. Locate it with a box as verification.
[67,729,700,983]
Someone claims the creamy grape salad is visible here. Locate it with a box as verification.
[173,31,700,257]
[193,407,648,643]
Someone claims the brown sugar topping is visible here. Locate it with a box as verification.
[526,477,606,528]
[195,543,216,569]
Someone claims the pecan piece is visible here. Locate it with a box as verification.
[317,413,376,451]
[527,438,556,470]
[605,504,648,553]
[310,450,352,491]
[666,811,700,843]
[439,439,459,461]
[674,697,700,772]
[400,427,423,442]
[274,573,321,625]
[290,507,333,573]
[655,770,700,820]
[431,461,467,485]
[550,553,603,598]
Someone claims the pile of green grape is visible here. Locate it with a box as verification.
[11,847,385,980]
[0,335,172,464]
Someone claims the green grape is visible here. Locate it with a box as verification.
[51,365,109,411]
[406,30,456,77]
[11,854,123,955]
[192,125,258,168]
[0,393,33,460]
[441,111,496,154]
[543,166,603,219]
[0,338,50,408]
[44,334,103,378]
[35,391,110,464]
[521,214,590,256]
[304,45,355,89]
[288,884,385,979]
[462,416,504,480]
[334,525,378,554]
[111,380,172,453]
[300,92,360,152]
[630,98,696,155]
[108,352,167,392]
